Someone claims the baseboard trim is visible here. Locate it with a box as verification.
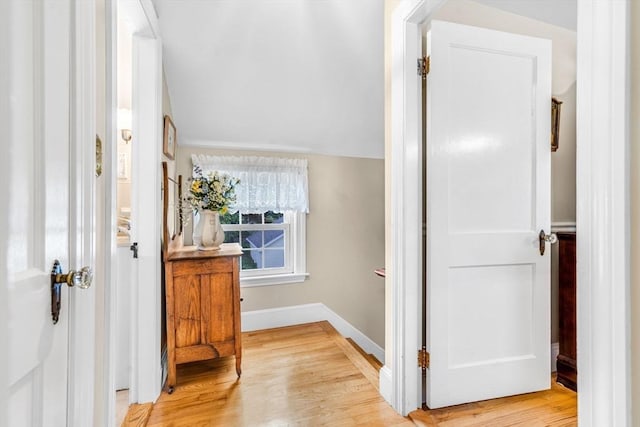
[551,342,559,372]
[379,365,393,404]
[241,303,385,363]
[551,221,576,233]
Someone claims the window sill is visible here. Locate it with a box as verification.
[240,272,309,288]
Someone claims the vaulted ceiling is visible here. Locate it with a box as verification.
[154,0,384,159]
[473,0,576,31]
[153,0,575,160]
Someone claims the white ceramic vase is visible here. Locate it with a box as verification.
[193,210,225,251]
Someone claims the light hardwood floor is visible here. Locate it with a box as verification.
[124,322,577,426]
[409,376,577,427]
[144,322,412,427]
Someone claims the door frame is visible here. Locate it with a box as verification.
[109,0,164,410]
[389,0,632,423]
[0,0,10,422]
[100,0,118,425]
[69,0,99,424]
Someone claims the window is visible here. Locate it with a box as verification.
[193,154,309,287]
[220,210,306,286]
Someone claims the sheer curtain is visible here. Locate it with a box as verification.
[191,154,309,214]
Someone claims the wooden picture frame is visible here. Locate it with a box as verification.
[163,115,176,159]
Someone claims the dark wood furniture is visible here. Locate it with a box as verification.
[556,232,577,391]
[164,243,243,392]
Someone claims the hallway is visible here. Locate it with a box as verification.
[138,322,410,426]
[121,322,576,426]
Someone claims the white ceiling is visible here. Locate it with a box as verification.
[154,0,575,160]
[472,0,576,31]
[154,0,384,159]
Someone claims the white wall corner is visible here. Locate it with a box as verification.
[241,303,385,364]
[551,342,559,372]
[379,366,393,404]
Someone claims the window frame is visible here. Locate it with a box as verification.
[221,210,308,287]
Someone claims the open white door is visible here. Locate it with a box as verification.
[129,31,163,403]
[425,20,551,409]
[4,0,97,425]
[5,1,73,424]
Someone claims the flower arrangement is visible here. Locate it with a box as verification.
[185,165,240,214]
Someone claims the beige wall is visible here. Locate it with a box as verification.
[163,72,173,118]
[631,0,640,424]
[549,82,576,343]
[551,83,577,223]
[175,146,386,347]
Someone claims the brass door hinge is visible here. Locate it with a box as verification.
[417,56,430,78]
[418,346,430,370]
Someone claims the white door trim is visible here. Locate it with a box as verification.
[101,0,118,425]
[388,0,444,415]
[68,0,98,425]
[120,0,163,404]
[389,0,632,423]
[130,33,163,403]
[0,0,10,421]
[575,1,631,425]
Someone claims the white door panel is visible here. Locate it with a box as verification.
[426,20,551,409]
[8,271,54,386]
[6,0,74,425]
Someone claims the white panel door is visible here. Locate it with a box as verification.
[4,0,81,425]
[425,20,552,409]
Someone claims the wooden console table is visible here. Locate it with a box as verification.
[164,243,243,392]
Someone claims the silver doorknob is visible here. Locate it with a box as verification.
[538,230,558,256]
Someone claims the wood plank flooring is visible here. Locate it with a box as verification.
[409,377,577,427]
[121,402,154,427]
[144,321,413,426]
[128,321,577,426]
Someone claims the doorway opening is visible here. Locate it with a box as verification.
[114,10,134,426]
[391,0,631,423]
[416,0,577,411]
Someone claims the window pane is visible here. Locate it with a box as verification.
[220,211,239,225]
[223,230,239,244]
[264,230,284,248]
[264,249,285,268]
[241,213,262,224]
[264,211,284,224]
[241,230,263,249]
[242,250,262,270]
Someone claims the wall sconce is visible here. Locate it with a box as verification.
[118,108,133,143]
[121,128,132,143]
[551,97,562,152]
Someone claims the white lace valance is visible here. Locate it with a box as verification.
[191,154,309,214]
